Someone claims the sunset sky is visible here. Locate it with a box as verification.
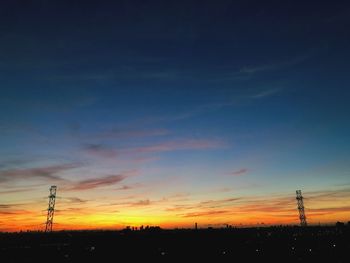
[1,1,350,232]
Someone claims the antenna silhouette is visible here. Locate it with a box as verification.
[45,186,57,232]
[296,190,307,227]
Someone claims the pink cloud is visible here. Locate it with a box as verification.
[230,168,248,176]
[115,185,133,190]
[131,156,160,164]
[83,144,118,158]
[66,170,138,191]
[0,163,79,183]
[69,175,127,190]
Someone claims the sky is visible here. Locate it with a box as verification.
[1,0,350,232]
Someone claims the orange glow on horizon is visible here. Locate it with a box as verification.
[1,194,350,232]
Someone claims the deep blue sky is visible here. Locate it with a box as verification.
[1,1,350,229]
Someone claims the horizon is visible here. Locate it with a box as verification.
[1,0,350,232]
[2,221,348,234]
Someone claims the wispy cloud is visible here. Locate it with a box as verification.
[0,157,37,169]
[0,209,32,216]
[54,207,90,215]
[113,183,143,191]
[181,210,230,218]
[168,187,350,223]
[130,199,151,206]
[102,198,153,208]
[135,87,283,125]
[165,197,241,213]
[0,163,79,184]
[131,156,161,164]
[68,175,127,190]
[115,185,133,191]
[130,139,224,154]
[82,139,222,160]
[305,188,350,202]
[64,197,89,203]
[138,102,234,124]
[0,188,36,195]
[161,192,190,202]
[66,170,138,191]
[199,198,241,207]
[250,88,282,99]
[97,128,169,139]
[239,53,312,74]
[308,206,350,214]
[0,204,13,209]
[83,144,118,158]
[230,168,249,176]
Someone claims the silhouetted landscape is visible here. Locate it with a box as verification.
[1,225,349,262]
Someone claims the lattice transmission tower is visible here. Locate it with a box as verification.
[45,186,57,232]
[296,190,307,227]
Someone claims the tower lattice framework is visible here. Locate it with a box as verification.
[296,190,307,227]
[45,186,57,232]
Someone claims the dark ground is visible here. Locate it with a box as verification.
[1,226,349,262]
